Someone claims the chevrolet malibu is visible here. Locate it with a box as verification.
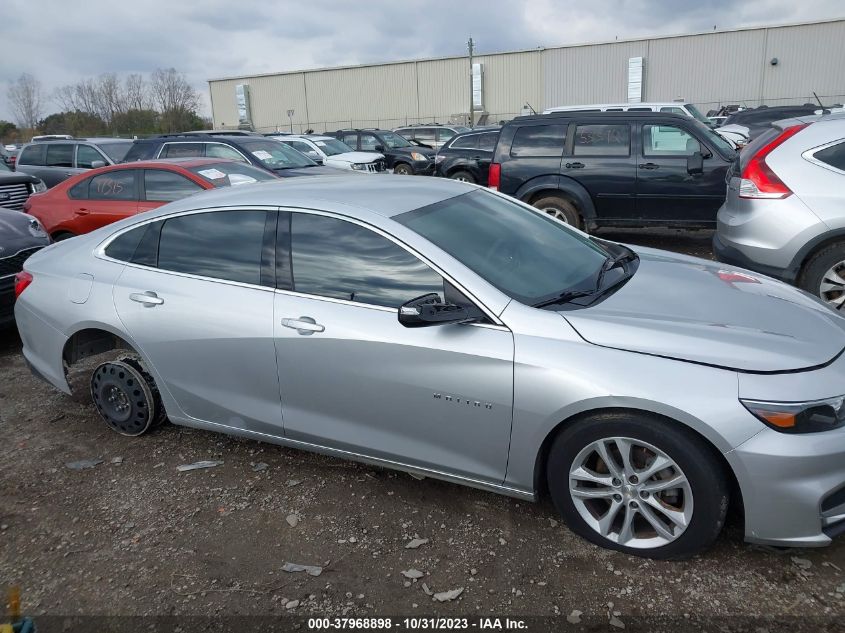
[14,177,845,559]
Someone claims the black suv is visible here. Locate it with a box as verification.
[435,129,500,185]
[123,134,342,177]
[491,112,736,230]
[328,129,435,175]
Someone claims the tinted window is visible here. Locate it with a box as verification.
[660,107,686,115]
[18,144,45,166]
[413,128,436,146]
[77,145,106,169]
[451,135,478,150]
[395,129,414,139]
[510,125,566,158]
[437,128,456,143]
[46,144,74,167]
[291,213,443,308]
[479,132,499,152]
[88,171,136,200]
[572,124,630,156]
[360,134,380,151]
[144,170,204,202]
[158,210,267,285]
[161,143,204,158]
[105,224,147,262]
[643,124,700,156]
[205,144,248,162]
[69,179,90,199]
[814,142,845,172]
[98,142,132,163]
[627,107,653,112]
[341,133,358,148]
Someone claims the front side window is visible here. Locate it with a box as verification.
[205,144,248,162]
[379,132,412,149]
[161,143,204,158]
[18,144,45,166]
[413,129,436,146]
[144,170,204,202]
[98,141,132,163]
[510,125,566,158]
[643,124,701,156]
[341,133,358,149]
[77,145,107,169]
[88,170,137,201]
[46,143,74,167]
[290,213,443,308]
[360,134,380,151]
[572,124,630,157]
[157,210,268,285]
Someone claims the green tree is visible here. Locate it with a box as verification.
[112,109,160,136]
[0,120,17,143]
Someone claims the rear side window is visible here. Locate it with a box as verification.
[46,144,74,167]
[160,143,204,158]
[510,125,566,158]
[341,133,358,149]
[69,178,90,199]
[451,135,478,150]
[89,171,137,200]
[479,132,499,152]
[105,224,147,262]
[157,210,268,285]
[144,170,204,202]
[18,144,45,166]
[812,141,845,172]
[572,124,630,157]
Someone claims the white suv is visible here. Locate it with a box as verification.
[269,135,387,173]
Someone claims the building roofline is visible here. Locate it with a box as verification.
[207,17,845,84]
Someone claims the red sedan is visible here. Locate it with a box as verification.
[23,158,277,239]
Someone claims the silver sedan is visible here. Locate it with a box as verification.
[15,176,845,558]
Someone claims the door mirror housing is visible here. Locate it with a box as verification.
[90,160,106,169]
[398,293,477,328]
[374,144,385,152]
[686,152,704,175]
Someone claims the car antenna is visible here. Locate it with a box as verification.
[524,102,537,115]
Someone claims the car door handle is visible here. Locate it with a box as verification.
[129,291,164,307]
[639,163,660,170]
[281,316,325,335]
[564,162,585,169]
[74,208,90,215]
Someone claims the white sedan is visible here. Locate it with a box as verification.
[269,134,388,173]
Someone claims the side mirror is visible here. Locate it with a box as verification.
[91,160,106,169]
[398,293,475,328]
[686,152,704,175]
[374,144,385,152]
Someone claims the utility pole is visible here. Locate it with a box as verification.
[467,36,474,128]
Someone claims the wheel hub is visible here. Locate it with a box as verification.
[819,261,845,309]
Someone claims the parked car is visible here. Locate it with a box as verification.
[16,176,845,559]
[434,128,499,185]
[393,124,471,150]
[23,158,276,240]
[0,207,50,327]
[715,105,822,142]
[543,102,714,125]
[123,134,343,178]
[714,112,845,308]
[270,134,387,172]
[490,111,736,229]
[327,129,435,175]
[15,138,134,188]
[0,159,47,210]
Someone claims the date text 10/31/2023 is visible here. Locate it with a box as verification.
[307,617,528,630]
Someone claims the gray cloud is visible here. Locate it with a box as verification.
[2,0,842,122]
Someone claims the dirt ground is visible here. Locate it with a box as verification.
[2,229,845,630]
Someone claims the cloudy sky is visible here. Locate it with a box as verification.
[2,0,843,123]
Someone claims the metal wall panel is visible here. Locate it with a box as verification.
[209,73,310,132]
[476,50,543,120]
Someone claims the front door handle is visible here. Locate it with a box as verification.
[129,291,164,307]
[639,163,659,170]
[281,316,325,335]
[75,208,90,215]
[564,162,585,169]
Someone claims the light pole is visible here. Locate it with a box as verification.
[467,36,474,128]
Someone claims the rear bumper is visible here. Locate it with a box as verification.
[14,302,71,393]
[0,276,14,327]
[712,233,796,283]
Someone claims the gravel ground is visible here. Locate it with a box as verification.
[2,229,845,629]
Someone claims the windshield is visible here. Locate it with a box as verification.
[686,104,711,125]
[188,162,277,187]
[396,190,611,305]
[313,138,353,156]
[688,119,736,156]
[240,140,317,169]
[98,141,132,162]
[380,132,412,148]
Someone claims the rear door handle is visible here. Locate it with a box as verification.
[564,162,585,169]
[129,291,164,307]
[639,163,659,170]
[281,316,325,335]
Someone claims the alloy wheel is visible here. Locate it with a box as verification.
[542,207,571,225]
[819,261,845,309]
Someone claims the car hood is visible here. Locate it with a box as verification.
[272,165,347,177]
[329,151,384,164]
[561,247,845,372]
[0,208,51,253]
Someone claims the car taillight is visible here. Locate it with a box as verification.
[488,162,501,190]
[14,271,33,299]
[739,124,808,199]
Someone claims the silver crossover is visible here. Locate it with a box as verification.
[714,112,845,308]
[16,176,845,559]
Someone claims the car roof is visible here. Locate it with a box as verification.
[513,111,693,123]
[131,175,474,220]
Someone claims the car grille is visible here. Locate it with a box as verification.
[373,159,386,172]
[0,246,43,278]
[0,182,32,210]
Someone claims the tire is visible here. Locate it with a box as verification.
[532,195,582,229]
[798,241,845,309]
[394,163,413,175]
[53,231,76,241]
[449,170,476,184]
[90,358,165,436]
[546,411,728,559]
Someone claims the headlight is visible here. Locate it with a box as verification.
[410,152,428,162]
[27,217,48,238]
[350,163,366,171]
[434,155,446,164]
[33,179,47,193]
[741,396,845,433]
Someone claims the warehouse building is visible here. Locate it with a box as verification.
[208,18,845,134]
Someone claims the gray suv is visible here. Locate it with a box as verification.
[714,113,845,308]
[15,138,133,188]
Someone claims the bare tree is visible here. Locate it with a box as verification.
[124,73,150,111]
[8,73,44,131]
[150,68,200,130]
[96,73,124,124]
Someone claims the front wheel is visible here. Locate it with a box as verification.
[393,163,414,175]
[531,195,582,229]
[546,412,728,559]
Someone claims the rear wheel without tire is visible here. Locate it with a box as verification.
[449,170,476,183]
[546,412,728,559]
[90,359,164,436]
[532,195,582,229]
[799,242,845,310]
[394,163,413,175]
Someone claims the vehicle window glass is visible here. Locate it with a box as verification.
[46,143,74,167]
[314,138,351,156]
[144,170,204,202]
[360,134,380,151]
[288,140,315,156]
[240,139,315,169]
[510,125,566,158]
[572,124,630,156]
[205,144,248,162]
[88,170,136,200]
[291,213,444,308]
[158,210,267,285]
[97,141,131,163]
[341,133,358,149]
[77,145,106,169]
[813,142,845,172]
[660,107,686,115]
[414,129,436,146]
[189,162,277,187]
[69,179,90,199]
[379,131,412,148]
[606,108,623,112]
[161,143,204,158]
[451,135,478,150]
[627,107,652,112]
[643,124,701,156]
[105,224,147,262]
[396,129,413,139]
[18,144,45,166]
[479,132,498,152]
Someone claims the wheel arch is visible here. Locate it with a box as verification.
[517,177,597,228]
[62,324,140,367]
[792,230,845,285]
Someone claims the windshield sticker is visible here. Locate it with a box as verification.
[228,174,258,186]
[252,150,273,160]
[197,168,226,180]
[315,141,327,147]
